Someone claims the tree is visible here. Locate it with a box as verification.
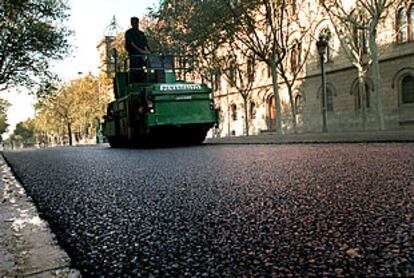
[151,0,311,135]
[0,0,71,91]
[8,119,36,148]
[148,0,227,93]
[213,0,305,134]
[0,98,10,141]
[274,1,316,133]
[109,32,128,74]
[219,42,257,136]
[321,0,404,130]
[71,74,105,141]
[36,85,76,145]
[34,74,102,146]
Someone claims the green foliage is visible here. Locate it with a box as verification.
[0,0,71,91]
[8,119,36,147]
[146,0,231,87]
[0,98,11,141]
[110,33,128,72]
[33,73,109,145]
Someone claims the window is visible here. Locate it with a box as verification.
[327,88,334,112]
[214,71,221,91]
[247,57,255,83]
[353,27,368,54]
[295,95,303,114]
[410,5,414,40]
[250,102,256,119]
[231,104,238,121]
[398,8,408,43]
[318,84,335,112]
[356,83,371,110]
[402,75,414,103]
[291,41,302,71]
[229,59,237,87]
[325,45,331,63]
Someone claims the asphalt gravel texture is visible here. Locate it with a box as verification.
[3,144,414,277]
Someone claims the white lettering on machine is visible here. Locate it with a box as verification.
[160,84,202,91]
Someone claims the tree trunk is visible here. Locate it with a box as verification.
[226,92,231,137]
[67,121,73,146]
[287,86,297,134]
[369,30,385,130]
[358,69,367,131]
[270,63,283,134]
[243,96,249,136]
[45,132,49,148]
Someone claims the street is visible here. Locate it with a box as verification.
[3,144,414,277]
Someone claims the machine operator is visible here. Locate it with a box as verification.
[125,17,150,82]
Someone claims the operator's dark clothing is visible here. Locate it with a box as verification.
[125,28,148,82]
[125,28,148,55]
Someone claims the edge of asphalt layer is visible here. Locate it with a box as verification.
[204,140,414,145]
[0,153,81,278]
[205,131,414,145]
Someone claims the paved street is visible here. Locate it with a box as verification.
[3,144,414,277]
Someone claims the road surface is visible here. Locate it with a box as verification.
[3,144,414,276]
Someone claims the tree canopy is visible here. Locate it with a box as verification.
[7,118,36,147]
[34,73,110,146]
[0,0,71,91]
[0,98,10,141]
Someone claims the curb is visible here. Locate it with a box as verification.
[205,131,414,145]
[0,154,81,277]
[205,139,414,145]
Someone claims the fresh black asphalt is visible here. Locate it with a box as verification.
[3,144,414,277]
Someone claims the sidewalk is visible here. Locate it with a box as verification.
[0,155,81,277]
[206,129,414,145]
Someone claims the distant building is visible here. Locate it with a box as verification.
[97,16,120,78]
[97,16,122,105]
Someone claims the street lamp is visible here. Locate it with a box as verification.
[316,34,329,133]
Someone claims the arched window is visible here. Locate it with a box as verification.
[247,56,255,83]
[214,71,221,91]
[356,83,371,110]
[317,83,335,111]
[250,102,256,119]
[327,88,334,112]
[295,95,303,114]
[231,104,238,121]
[398,8,408,43]
[291,41,302,71]
[229,58,237,87]
[353,27,368,54]
[402,75,414,103]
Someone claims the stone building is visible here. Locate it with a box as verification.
[212,1,414,137]
[97,16,121,78]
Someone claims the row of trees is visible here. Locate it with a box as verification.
[0,0,71,147]
[5,73,111,148]
[1,0,402,145]
[5,119,35,148]
[147,0,403,134]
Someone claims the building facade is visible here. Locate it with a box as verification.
[212,1,414,137]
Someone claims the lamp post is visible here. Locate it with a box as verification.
[316,34,328,133]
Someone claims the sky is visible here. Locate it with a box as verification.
[1,0,159,138]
